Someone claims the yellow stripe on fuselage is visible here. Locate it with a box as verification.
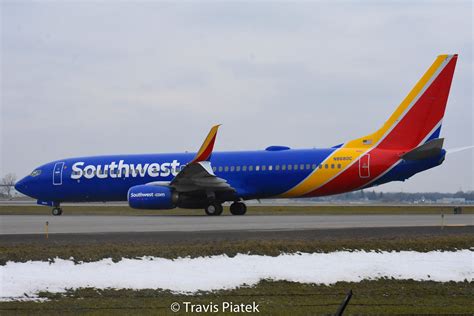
[279,148,366,198]
[279,55,448,198]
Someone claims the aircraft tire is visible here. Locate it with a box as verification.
[205,203,223,216]
[230,202,247,215]
[52,207,62,216]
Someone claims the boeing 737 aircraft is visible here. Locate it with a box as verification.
[16,54,459,216]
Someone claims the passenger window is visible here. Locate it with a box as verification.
[300,164,304,170]
[337,164,342,169]
[269,165,273,171]
[256,166,260,171]
[212,167,216,172]
[236,166,241,172]
[288,165,292,170]
[224,166,229,172]
[331,164,335,169]
[294,164,299,170]
[325,164,328,169]
[275,165,280,171]
[243,166,247,171]
[249,166,254,171]
[282,165,286,170]
[312,164,316,170]
[218,166,223,172]
[319,164,323,169]
[230,166,235,172]
[306,164,310,170]
[262,165,266,171]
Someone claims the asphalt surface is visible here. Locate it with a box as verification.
[0,214,472,235]
[1,200,469,207]
[0,225,472,245]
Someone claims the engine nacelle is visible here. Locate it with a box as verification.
[127,185,178,210]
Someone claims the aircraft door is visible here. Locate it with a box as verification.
[53,162,65,185]
[359,154,370,178]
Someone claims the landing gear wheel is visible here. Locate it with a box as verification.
[230,202,247,215]
[52,207,63,216]
[205,202,223,216]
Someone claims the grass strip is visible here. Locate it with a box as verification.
[1,234,472,265]
[0,280,472,315]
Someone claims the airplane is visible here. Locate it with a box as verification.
[15,54,459,216]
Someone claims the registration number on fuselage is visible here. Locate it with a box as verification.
[333,156,353,161]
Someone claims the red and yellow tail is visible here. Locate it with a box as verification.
[346,54,458,150]
[280,54,458,198]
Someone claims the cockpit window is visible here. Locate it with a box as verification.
[30,169,42,177]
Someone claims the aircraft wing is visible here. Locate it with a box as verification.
[170,160,233,193]
[168,125,235,194]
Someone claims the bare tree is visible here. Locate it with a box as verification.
[1,173,17,198]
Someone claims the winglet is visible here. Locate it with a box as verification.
[191,125,221,163]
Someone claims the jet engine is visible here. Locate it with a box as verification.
[127,185,178,209]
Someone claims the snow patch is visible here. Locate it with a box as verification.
[1,250,472,301]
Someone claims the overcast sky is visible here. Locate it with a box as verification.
[1,1,472,193]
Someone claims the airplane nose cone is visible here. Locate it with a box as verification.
[14,177,29,195]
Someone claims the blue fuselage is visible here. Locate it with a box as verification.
[15,147,444,206]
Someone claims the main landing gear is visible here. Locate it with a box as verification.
[205,202,223,216]
[230,202,247,215]
[204,201,247,216]
[52,207,63,216]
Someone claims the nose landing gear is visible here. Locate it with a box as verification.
[52,207,63,216]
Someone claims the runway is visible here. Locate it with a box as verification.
[0,214,472,235]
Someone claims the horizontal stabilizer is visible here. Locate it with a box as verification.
[401,138,444,161]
